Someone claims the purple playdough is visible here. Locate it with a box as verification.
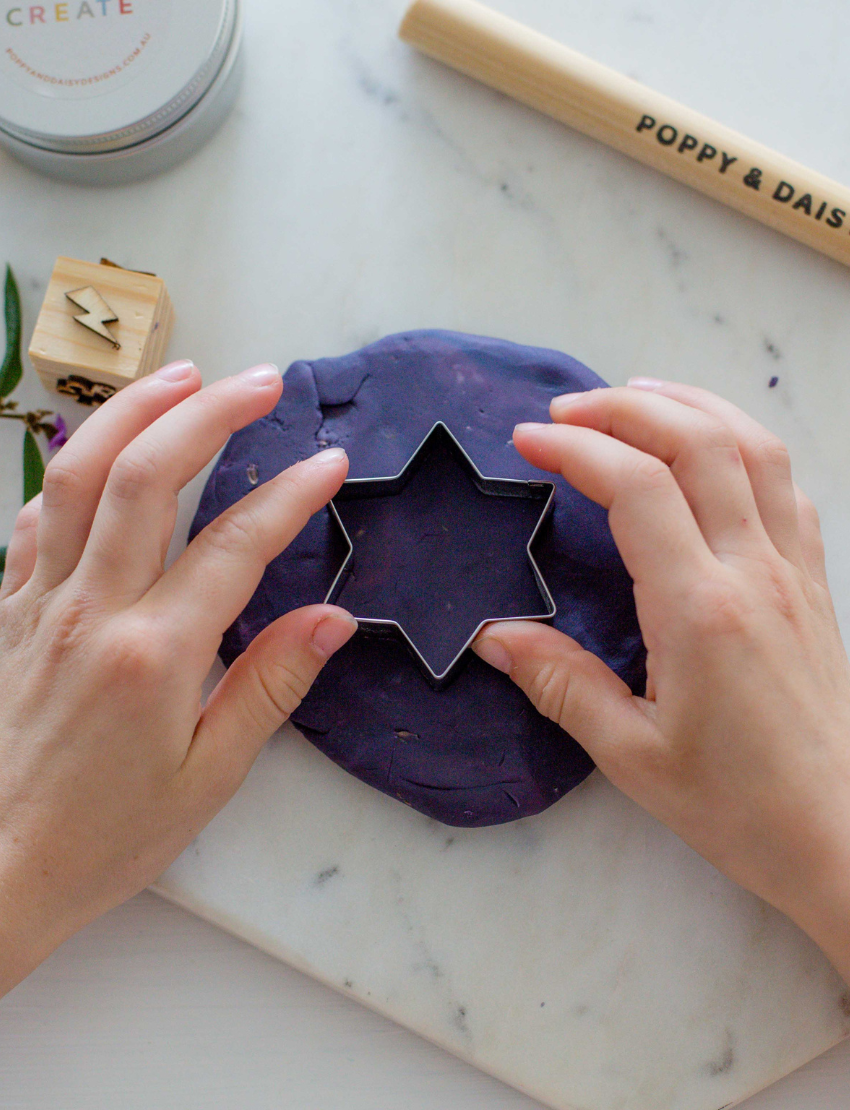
[190,331,646,827]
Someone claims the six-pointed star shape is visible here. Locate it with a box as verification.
[325,422,556,688]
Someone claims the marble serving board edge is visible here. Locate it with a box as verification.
[152,720,850,1110]
[152,876,844,1110]
[147,881,557,1102]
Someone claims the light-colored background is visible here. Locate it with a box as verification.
[1,890,849,1110]
[3,0,850,1106]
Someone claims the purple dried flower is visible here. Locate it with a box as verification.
[48,414,68,453]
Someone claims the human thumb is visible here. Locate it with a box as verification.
[194,605,358,785]
[472,620,653,770]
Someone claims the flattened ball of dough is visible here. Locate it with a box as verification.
[190,331,646,827]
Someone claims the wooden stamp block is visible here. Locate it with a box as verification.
[28,257,174,404]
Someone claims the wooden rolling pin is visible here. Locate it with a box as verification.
[399,0,850,268]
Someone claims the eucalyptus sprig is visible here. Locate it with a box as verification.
[0,264,22,398]
[0,265,68,583]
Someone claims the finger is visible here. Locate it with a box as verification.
[625,379,802,565]
[794,484,828,588]
[0,494,42,600]
[472,621,658,777]
[513,422,715,602]
[145,448,349,643]
[549,388,769,559]
[33,361,201,591]
[78,364,284,601]
[185,605,357,799]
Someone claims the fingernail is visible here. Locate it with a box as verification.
[155,359,195,381]
[312,614,358,658]
[311,447,347,465]
[514,422,549,434]
[239,363,280,387]
[472,636,513,674]
[627,377,665,390]
[551,392,583,408]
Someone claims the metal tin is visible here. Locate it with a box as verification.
[0,0,243,185]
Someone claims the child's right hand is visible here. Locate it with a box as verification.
[474,380,850,983]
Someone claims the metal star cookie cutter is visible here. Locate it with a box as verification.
[324,421,557,689]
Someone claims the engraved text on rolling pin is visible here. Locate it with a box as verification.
[636,114,847,232]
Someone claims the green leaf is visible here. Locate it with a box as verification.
[0,545,6,587]
[0,265,23,399]
[22,428,45,504]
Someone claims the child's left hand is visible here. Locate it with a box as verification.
[0,360,355,997]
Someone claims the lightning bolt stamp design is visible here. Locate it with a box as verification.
[65,285,121,349]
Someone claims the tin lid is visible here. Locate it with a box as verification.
[0,0,237,154]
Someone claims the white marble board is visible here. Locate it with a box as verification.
[2,1,850,1108]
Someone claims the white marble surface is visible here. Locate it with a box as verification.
[2,891,850,1110]
[2,0,850,1108]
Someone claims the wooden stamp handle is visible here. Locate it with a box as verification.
[400,0,850,268]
